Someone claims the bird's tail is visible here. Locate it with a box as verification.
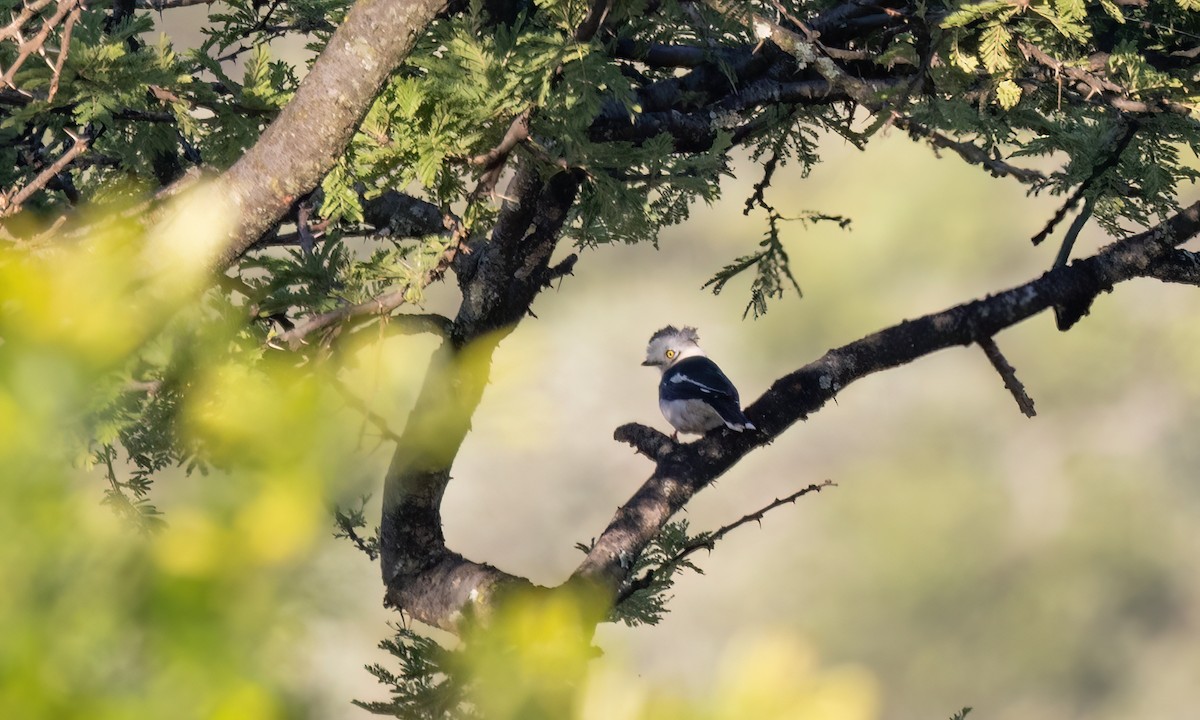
[722,407,756,432]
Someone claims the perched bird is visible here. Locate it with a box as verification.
[642,325,756,438]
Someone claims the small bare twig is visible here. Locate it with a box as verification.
[615,480,836,606]
[894,116,1049,188]
[744,148,781,216]
[272,294,453,350]
[978,336,1036,418]
[334,379,404,445]
[46,4,79,102]
[674,480,836,561]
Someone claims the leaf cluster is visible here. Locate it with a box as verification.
[355,626,477,719]
[597,519,708,627]
[924,0,1200,232]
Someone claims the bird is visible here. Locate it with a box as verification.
[642,325,756,439]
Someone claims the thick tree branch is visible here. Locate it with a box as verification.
[573,200,1200,598]
[380,167,584,631]
[211,0,450,268]
[1144,248,1200,286]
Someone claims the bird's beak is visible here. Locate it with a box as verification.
[641,359,656,367]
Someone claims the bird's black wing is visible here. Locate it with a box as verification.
[660,356,753,428]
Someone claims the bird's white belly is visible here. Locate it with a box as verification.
[660,398,724,434]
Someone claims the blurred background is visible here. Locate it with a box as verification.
[4,9,1200,720]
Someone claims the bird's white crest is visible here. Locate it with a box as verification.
[643,325,705,369]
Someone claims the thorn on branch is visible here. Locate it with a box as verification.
[615,480,835,608]
[978,336,1036,418]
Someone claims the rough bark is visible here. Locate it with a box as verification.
[380,167,584,631]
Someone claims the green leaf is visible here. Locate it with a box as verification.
[996,78,1022,109]
[979,22,1013,73]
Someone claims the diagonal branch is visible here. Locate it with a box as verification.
[211,0,451,268]
[615,480,835,607]
[0,129,88,218]
[573,199,1200,598]
[893,116,1048,188]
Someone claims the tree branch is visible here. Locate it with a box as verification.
[273,293,453,350]
[211,0,451,268]
[1018,39,1196,118]
[573,199,1200,598]
[0,129,88,218]
[615,480,835,607]
[380,167,585,631]
[893,116,1048,188]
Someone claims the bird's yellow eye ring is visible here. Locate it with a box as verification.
[665,349,676,359]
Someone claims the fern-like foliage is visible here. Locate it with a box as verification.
[594,519,708,627]
[705,210,850,318]
[354,626,476,719]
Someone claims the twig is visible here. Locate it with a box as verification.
[674,480,836,562]
[46,4,79,102]
[1,0,82,91]
[978,336,1036,418]
[706,0,878,104]
[333,497,381,561]
[615,480,835,606]
[334,379,404,444]
[466,108,532,200]
[1018,39,1195,118]
[1031,120,1138,246]
[894,116,1048,188]
[0,129,89,218]
[744,148,781,215]
[1054,193,1096,269]
[273,295,452,350]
